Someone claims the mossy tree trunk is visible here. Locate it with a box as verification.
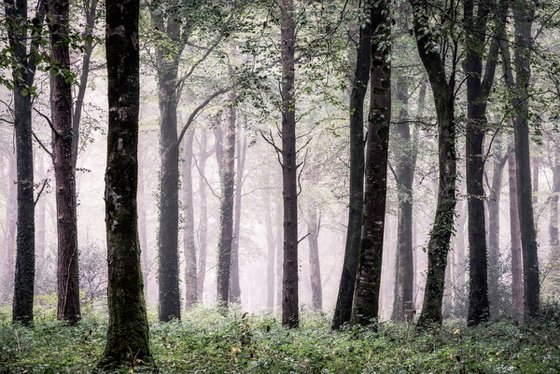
[351,0,391,327]
[98,0,152,367]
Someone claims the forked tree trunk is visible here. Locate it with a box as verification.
[183,130,197,309]
[98,0,151,367]
[48,0,81,324]
[332,0,372,330]
[280,0,299,328]
[410,0,458,328]
[351,0,391,327]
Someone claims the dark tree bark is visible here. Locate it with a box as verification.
[392,77,420,323]
[487,139,508,309]
[508,144,524,317]
[48,0,81,324]
[279,0,299,328]
[332,0,372,330]
[183,130,197,309]
[196,129,209,300]
[98,0,152,367]
[216,99,236,308]
[229,120,246,304]
[306,207,322,311]
[510,1,540,319]
[351,0,391,327]
[6,0,46,326]
[153,15,185,322]
[464,0,505,326]
[410,0,458,328]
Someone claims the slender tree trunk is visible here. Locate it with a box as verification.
[549,152,560,252]
[512,1,540,319]
[229,122,245,304]
[306,208,322,311]
[216,99,236,308]
[196,130,209,300]
[508,144,524,317]
[183,130,197,309]
[4,152,17,283]
[71,0,99,169]
[488,140,507,310]
[98,0,151,366]
[332,0,372,330]
[137,165,149,297]
[410,0,458,328]
[351,0,391,327]
[280,0,299,328]
[275,200,283,314]
[48,0,81,324]
[36,153,46,259]
[7,0,46,326]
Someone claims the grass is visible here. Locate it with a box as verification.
[0,306,559,373]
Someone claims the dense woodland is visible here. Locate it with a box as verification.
[1,0,560,371]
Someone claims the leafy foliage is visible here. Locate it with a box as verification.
[1,308,560,372]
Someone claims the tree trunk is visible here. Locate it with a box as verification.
[549,152,560,253]
[264,171,275,311]
[487,138,507,311]
[275,200,283,314]
[4,152,17,283]
[332,0,372,330]
[508,144,524,318]
[532,158,539,207]
[392,76,416,323]
[351,0,391,327]
[216,98,236,308]
[196,129,209,300]
[306,208,322,311]
[512,1,540,319]
[229,121,246,304]
[279,0,299,328]
[6,0,46,326]
[48,0,81,324]
[98,0,151,367]
[36,153,47,259]
[183,130,197,309]
[137,162,149,297]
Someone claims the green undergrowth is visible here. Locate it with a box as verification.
[1,306,559,373]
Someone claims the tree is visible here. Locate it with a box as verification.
[351,0,391,327]
[6,0,46,326]
[97,0,152,367]
[463,0,505,326]
[332,0,372,330]
[196,129,210,300]
[182,129,197,309]
[47,0,81,324]
[305,206,322,311]
[409,0,459,328]
[279,0,299,328]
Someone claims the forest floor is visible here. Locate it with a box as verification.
[0,305,559,373]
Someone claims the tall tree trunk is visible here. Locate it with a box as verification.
[196,130,209,300]
[275,200,283,314]
[183,130,197,309]
[332,0,372,330]
[351,0,391,327]
[306,208,322,311]
[280,0,299,328]
[6,0,46,326]
[98,0,151,366]
[392,76,417,323]
[48,0,81,324]
[155,21,182,322]
[508,144,524,317]
[229,122,246,304]
[511,1,540,319]
[549,151,560,253]
[216,99,236,308]
[487,140,507,310]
